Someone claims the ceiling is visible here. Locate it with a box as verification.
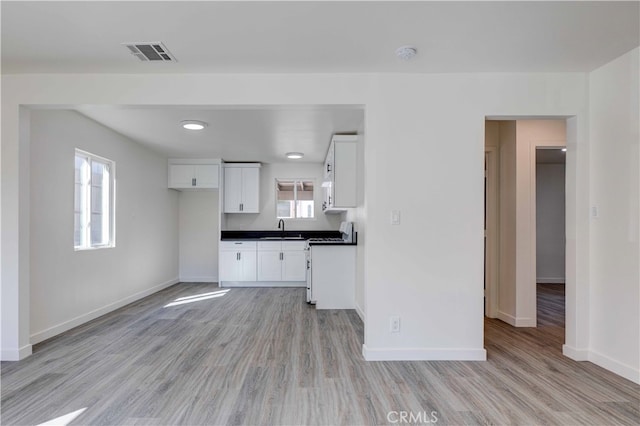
[2,1,638,74]
[75,105,364,163]
[5,1,637,163]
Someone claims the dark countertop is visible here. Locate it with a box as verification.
[221,230,341,240]
[221,230,357,245]
[307,241,357,246]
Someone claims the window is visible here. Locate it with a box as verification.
[276,179,314,219]
[74,149,115,250]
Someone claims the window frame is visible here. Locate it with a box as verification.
[275,178,316,220]
[74,149,116,251]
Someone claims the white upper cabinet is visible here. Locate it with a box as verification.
[223,163,261,213]
[168,160,219,190]
[322,135,357,213]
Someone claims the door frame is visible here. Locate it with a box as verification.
[484,147,499,318]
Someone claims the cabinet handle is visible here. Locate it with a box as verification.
[237,252,240,261]
[240,203,243,211]
[192,178,196,186]
[327,164,331,173]
[280,252,283,261]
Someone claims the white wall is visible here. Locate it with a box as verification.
[224,162,342,231]
[28,110,179,344]
[588,47,639,383]
[1,72,590,367]
[362,74,584,360]
[179,191,219,282]
[536,162,566,282]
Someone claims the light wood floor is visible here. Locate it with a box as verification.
[1,283,638,425]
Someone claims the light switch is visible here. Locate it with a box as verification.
[391,210,401,225]
[591,205,599,218]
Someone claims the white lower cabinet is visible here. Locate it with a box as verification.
[282,250,307,281]
[219,241,257,283]
[257,249,282,281]
[220,240,305,286]
[257,241,306,282]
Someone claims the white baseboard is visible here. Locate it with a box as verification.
[496,311,536,327]
[588,349,640,384]
[562,344,589,361]
[562,345,639,384]
[362,344,487,361]
[30,277,179,345]
[1,344,33,361]
[355,303,365,322]
[220,281,305,288]
[179,276,218,283]
[536,278,566,284]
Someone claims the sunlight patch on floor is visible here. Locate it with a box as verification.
[164,289,230,308]
[37,408,87,426]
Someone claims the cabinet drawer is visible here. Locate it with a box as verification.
[257,241,282,250]
[220,241,257,251]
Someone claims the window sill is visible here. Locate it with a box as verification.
[74,244,115,252]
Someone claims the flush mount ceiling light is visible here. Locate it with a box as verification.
[286,152,304,159]
[181,120,207,130]
[395,45,417,61]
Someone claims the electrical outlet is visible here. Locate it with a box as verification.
[391,210,401,225]
[390,316,400,333]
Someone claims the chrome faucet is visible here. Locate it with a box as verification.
[278,219,285,236]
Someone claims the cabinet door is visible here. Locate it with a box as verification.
[282,250,307,281]
[257,250,282,281]
[219,250,239,281]
[323,182,334,210]
[195,165,219,188]
[241,167,260,213]
[223,167,243,213]
[333,141,357,207]
[169,164,195,188]
[323,142,334,180]
[238,250,257,281]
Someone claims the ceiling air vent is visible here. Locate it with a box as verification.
[123,42,176,62]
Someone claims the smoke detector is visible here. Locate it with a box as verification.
[395,46,417,61]
[123,42,176,62]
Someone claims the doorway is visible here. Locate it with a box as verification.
[535,147,567,330]
[484,119,567,334]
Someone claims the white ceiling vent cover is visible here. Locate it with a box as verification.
[123,42,176,62]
